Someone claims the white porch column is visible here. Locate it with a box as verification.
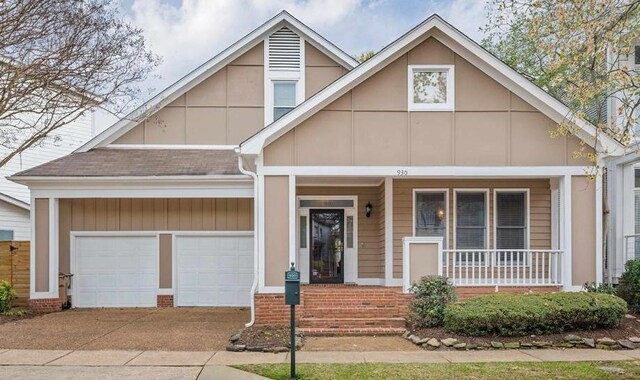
[288,175,296,269]
[560,175,573,290]
[595,164,603,285]
[384,177,399,286]
[49,197,59,298]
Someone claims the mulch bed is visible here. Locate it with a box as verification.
[230,325,297,352]
[0,309,36,325]
[409,315,640,346]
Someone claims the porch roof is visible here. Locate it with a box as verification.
[10,148,241,178]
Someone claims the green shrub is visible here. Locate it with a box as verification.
[617,259,640,313]
[408,275,457,328]
[0,281,15,313]
[583,281,616,295]
[443,292,627,337]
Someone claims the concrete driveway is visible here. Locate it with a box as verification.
[0,308,250,351]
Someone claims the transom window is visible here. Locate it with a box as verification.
[414,190,447,247]
[495,191,528,249]
[408,65,454,111]
[273,81,296,121]
[455,191,487,249]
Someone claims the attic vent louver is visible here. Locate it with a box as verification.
[269,27,301,71]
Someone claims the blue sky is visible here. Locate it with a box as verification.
[99,0,488,128]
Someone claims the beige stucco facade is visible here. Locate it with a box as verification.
[114,41,348,147]
[264,37,594,167]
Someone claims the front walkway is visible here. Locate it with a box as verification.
[1,348,639,379]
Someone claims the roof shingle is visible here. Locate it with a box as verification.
[12,149,241,177]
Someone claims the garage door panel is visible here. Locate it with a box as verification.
[176,235,253,307]
[74,235,158,308]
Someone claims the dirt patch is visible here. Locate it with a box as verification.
[0,309,36,325]
[409,315,640,346]
[303,336,420,351]
[235,325,292,349]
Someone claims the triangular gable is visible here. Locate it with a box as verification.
[240,14,624,157]
[78,11,358,152]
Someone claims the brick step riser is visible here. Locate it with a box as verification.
[299,319,406,329]
[300,328,406,337]
[302,311,403,319]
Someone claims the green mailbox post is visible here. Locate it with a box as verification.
[285,263,300,380]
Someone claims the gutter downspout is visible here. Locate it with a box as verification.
[238,154,259,327]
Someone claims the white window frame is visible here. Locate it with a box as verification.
[272,80,298,121]
[453,189,490,251]
[412,189,449,248]
[263,36,305,125]
[408,64,455,111]
[493,189,531,267]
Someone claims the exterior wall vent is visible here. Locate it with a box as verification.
[268,27,301,71]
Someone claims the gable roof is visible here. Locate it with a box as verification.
[0,192,30,211]
[77,11,358,153]
[240,14,625,157]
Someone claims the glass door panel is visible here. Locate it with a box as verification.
[310,209,344,283]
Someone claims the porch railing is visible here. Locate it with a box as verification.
[624,234,640,262]
[441,249,563,286]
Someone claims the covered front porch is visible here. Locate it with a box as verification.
[262,172,587,291]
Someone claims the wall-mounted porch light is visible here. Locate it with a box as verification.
[365,202,373,218]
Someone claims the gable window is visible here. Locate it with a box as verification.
[455,191,487,249]
[495,191,528,250]
[414,190,448,247]
[408,65,454,111]
[273,81,296,121]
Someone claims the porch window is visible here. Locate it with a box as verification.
[495,191,528,252]
[273,81,296,121]
[408,65,454,111]
[414,191,447,246]
[455,191,487,249]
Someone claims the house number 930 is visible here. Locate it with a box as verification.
[396,169,408,176]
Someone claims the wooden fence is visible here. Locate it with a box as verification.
[0,241,30,306]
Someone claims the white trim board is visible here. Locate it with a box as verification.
[0,192,30,210]
[78,11,357,152]
[258,166,592,177]
[240,15,623,156]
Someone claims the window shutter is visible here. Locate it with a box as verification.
[268,27,301,71]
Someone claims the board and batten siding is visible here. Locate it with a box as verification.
[264,37,594,167]
[392,179,552,279]
[297,185,385,279]
[57,198,253,277]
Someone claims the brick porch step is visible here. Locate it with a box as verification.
[302,308,402,319]
[299,317,406,329]
[299,327,407,336]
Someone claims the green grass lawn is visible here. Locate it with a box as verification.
[235,361,640,380]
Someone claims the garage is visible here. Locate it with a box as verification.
[175,233,254,307]
[72,234,158,308]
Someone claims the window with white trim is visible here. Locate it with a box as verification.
[455,192,486,249]
[414,191,447,247]
[408,65,454,111]
[495,191,528,249]
[273,81,296,121]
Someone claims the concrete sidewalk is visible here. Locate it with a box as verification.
[0,348,639,366]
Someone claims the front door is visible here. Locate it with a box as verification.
[309,209,345,283]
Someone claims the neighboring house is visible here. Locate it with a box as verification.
[10,12,625,334]
[605,41,640,283]
[0,112,94,241]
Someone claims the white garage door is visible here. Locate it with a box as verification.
[73,235,158,308]
[175,234,254,307]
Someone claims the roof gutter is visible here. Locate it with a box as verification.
[237,155,259,328]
